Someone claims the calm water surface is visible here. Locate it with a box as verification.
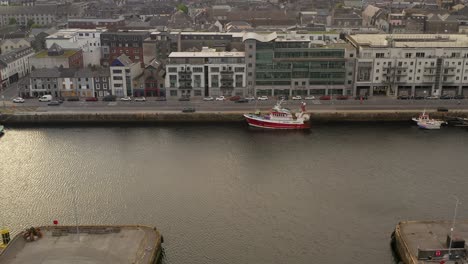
[1,123,468,264]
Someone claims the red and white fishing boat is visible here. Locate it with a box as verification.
[243,100,310,129]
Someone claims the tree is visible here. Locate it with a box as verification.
[177,4,188,14]
[27,19,35,28]
[8,18,17,25]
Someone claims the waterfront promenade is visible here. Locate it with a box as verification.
[1,96,468,123]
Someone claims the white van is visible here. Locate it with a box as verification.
[38,95,52,102]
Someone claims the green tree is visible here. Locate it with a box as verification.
[176,4,188,14]
[27,19,35,28]
[8,18,17,25]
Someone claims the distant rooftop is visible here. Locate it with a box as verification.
[169,50,245,58]
[348,34,468,48]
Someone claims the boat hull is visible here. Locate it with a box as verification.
[244,114,310,129]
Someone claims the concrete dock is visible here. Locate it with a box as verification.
[0,225,162,264]
[393,220,468,264]
[1,109,467,124]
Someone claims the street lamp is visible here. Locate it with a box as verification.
[448,196,461,260]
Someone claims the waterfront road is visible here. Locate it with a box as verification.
[1,97,468,113]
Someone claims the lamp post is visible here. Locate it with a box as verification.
[448,196,461,259]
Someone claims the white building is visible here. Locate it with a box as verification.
[0,38,31,54]
[45,28,106,66]
[165,48,246,98]
[347,34,468,97]
[0,46,34,88]
[109,54,143,97]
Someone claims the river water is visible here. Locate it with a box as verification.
[1,123,468,264]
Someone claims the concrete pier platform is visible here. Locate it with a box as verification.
[0,225,162,264]
[393,220,468,264]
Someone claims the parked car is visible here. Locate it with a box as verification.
[426,95,439,100]
[245,96,256,101]
[229,95,241,101]
[67,96,80,101]
[414,96,425,100]
[292,95,302,100]
[355,95,369,100]
[182,107,196,113]
[134,97,146,102]
[454,95,465,99]
[38,95,52,102]
[155,97,167,101]
[85,97,98,102]
[215,96,226,101]
[12,97,25,103]
[336,95,349,100]
[279,95,289,100]
[258,96,268,101]
[305,96,316,100]
[437,107,449,112]
[47,101,61,106]
[319,95,331,100]
[397,95,410,100]
[178,96,190,101]
[120,97,131,101]
[203,96,214,101]
[235,98,249,103]
[103,95,117,101]
[440,94,453,100]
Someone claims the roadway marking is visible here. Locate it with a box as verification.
[108,102,117,106]
[311,100,322,105]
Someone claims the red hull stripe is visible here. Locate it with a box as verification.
[244,116,310,129]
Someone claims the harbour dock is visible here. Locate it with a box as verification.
[392,220,468,264]
[0,225,162,264]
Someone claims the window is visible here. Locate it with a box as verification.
[375,77,379,81]
[96,83,100,89]
[170,90,177,96]
[193,67,203,72]
[112,69,122,74]
[405,53,412,58]
[416,77,420,80]
[168,67,177,72]
[249,45,253,49]
[103,83,108,89]
[350,53,354,58]
[211,67,219,72]
[376,53,385,58]
[416,52,425,58]
[194,90,202,96]
[248,63,252,68]
[113,76,123,80]
[376,69,380,73]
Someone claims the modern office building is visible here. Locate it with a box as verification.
[347,34,468,97]
[243,32,355,97]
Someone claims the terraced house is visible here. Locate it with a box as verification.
[0,46,34,88]
[243,32,355,97]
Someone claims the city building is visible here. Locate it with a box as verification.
[109,54,143,97]
[100,31,150,67]
[0,46,34,88]
[0,4,82,27]
[243,32,354,97]
[29,67,95,98]
[45,28,106,66]
[92,67,111,97]
[165,47,246,98]
[134,59,165,97]
[30,43,83,69]
[67,16,126,29]
[142,31,172,65]
[347,34,468,97]
[0,38,31,54]
[29,68,60,97]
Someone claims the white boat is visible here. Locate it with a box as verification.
[244,100,310,129]
[412,111,445,130]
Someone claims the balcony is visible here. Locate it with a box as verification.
[220,69,233,74]
[423,72,437,76]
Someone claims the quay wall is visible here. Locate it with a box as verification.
[0,110,467,124]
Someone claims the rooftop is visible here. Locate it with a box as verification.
[0,226,161,264]
[34,49,80,58]
[169,51,245,58]
[348,34,468,48]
